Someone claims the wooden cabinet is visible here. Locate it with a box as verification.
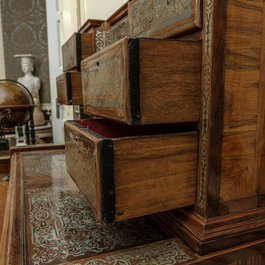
[3,0,265,263]
[81,37,202,125]
[65,119,198,223]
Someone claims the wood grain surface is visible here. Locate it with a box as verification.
[81,37,202,125]
[220,0,265,208]
[62,33,93,71]
[65,120,199,223]
[56,72,82,105]
[0,182,8,243]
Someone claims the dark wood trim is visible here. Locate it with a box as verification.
[75,33,82,70]
[66,72,73,105]
[128,38,141,125]
[78,19,104,33]
[100,139,115,224]
[206,0,228,218]
[107,2,128,26]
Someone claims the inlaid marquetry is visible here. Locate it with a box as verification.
[129,0,202,39]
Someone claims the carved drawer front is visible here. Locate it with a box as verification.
[81,37,202,125]
[111,16,128,43]
[56,72,82,105]
[62,32,93,71]
[129,0,202,38]
[65,119,199,224]
[107,2,129,43]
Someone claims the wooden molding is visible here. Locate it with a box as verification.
[106,2,128,26]
[78,19,104,33]
[154,207,265,255]
[9,144,65,157]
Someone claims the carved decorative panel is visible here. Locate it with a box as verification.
[130,0,192,38]
[111,18,128,43]
[96,30,112,52]
[1,0,50,103]
[82,56,122,109]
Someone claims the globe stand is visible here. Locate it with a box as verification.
[0,109,11,151]
[25,107,35,145]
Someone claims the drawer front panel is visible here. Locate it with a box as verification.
[129,0,201,38]
[65,127,97,206]
[62,34,77,71]
[111,17,128,43]
[56,74,68,104]
[82,39,126,122]
[62,33,93,71]
[83,56,123,109]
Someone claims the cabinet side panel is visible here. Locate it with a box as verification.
[62,34,77,71]
[139,39,201,124]
[220,0,264,204]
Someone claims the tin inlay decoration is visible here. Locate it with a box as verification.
[26,186,166,265]
[23,151,66,177]
[74,241,192,265]
[96,30,112,52]
[82,56,122,109]
[65,131,97,204]
[199,0,213,208]
[111,18,128,43]
[130,0,191,38]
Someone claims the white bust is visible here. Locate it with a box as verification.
[15,54,45,126]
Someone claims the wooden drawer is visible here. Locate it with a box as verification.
[56,72,82,105]
[62,33,93,71]
[129,0,202,38]
[81,37,201,125]
[65,119,199,224]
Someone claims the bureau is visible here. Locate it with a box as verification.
[63,0,265,259]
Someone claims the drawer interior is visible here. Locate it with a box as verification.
[74,119,197,139]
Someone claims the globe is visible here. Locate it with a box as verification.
[0,79,34,128]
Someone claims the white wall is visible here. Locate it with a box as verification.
[61,0,78,43]
[0,3,6,79]
[83,0,127,22]
[61,0,127,40]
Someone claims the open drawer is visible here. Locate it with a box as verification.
[65,119,199,224]
[56,72,82,105]
[62,32,93,71]
[81,37,201,125]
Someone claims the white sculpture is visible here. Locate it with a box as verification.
[14,54,45,126]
